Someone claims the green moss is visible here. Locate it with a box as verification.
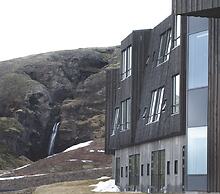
[0,117,24,133]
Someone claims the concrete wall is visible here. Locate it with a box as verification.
[114,135,186,193]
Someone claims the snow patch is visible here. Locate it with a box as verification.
[46,153,57,158]
[91,179,120,192]
[14,164,31,171]
[97,176,111,180]
[68,159,78,162]
[97,150,105,153]
[64,141,93,152]
[89,150,95,153]
[81,160,93,163]
[0,174,46,181]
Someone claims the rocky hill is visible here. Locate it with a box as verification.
[0,47,120,167]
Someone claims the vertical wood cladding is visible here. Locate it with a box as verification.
[173,0,220,18]
[131,30,151,143]
[106,15,186,151]
[208,18,220,192]
[105,69,119,154]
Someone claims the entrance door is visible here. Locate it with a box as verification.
[115,157,120,186]
[129,154,140,190]
[151,150,165,192]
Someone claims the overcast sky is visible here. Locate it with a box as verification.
[0,0,172,62]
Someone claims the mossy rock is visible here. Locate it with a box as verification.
[0,117,24,134]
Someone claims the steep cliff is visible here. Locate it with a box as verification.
[0,47,120,166]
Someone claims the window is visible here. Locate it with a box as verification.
[172,74,180,114]
[174,160,178,175]
[115,158,120,185]
[112,107,119,135]
[121,98,131,131]
[141,164,144,176]
[125,166,128,177]
[147,163,150,176]
[147,87,165,124]
[129,154,140,186]
[173,15,181,48]
[121,167,124,177]
[121,46,132,80]
[122,50,127,80]
[167,161,170,175]
[157,29,172,65]
[188,30,208,89]
[188,126,207,174]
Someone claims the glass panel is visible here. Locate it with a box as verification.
[148,90,158,123]
[188,87,208,127]
[116,157,120,185]
[172,74,180,114]
[127,46,132,77]
[174,15,181,47]
[188,126,207,174]
[112,108,119,135]
[121,101,126,131]
[122,50,127,80]
[188,30,208,89]
[157,33,166,65]
[154,87,164,121]
[126,98,131,129]
[164,29,172,61]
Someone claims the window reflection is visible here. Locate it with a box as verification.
[188,30,208,89]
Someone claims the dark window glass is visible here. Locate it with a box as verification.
[172,74,180,114]
[157,29,172,65]
[121,46,132,80]
[125,166,128,177]
[167,161,170,175]
[115,158,120,185]
[174,160,178,174]
[121,167,123,177]
[147,163,150,176]
[121,98,131,131]
[147,87,164,124]
[173,15,181,48]
[141,164,144,176]
[129,154,140,186]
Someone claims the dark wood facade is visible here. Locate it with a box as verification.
[106,1,220,192]
[208,18,220,192]
[105,15,186,151]
[173,0,220,18]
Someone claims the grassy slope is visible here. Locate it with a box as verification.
[33,179,140,194]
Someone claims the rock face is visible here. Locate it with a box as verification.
[0,47,120,164]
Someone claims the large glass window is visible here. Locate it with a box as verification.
[173,15,181,48]
[188,30,208,89]
[112,107,119,135]
[188,126,207,174]
[147,87,164,124]
[121,98,131,131]
[172,74,180,114]
[157,29,172,65]
[121,46,132,80]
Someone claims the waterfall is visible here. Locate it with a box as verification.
[48,122,60,156]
